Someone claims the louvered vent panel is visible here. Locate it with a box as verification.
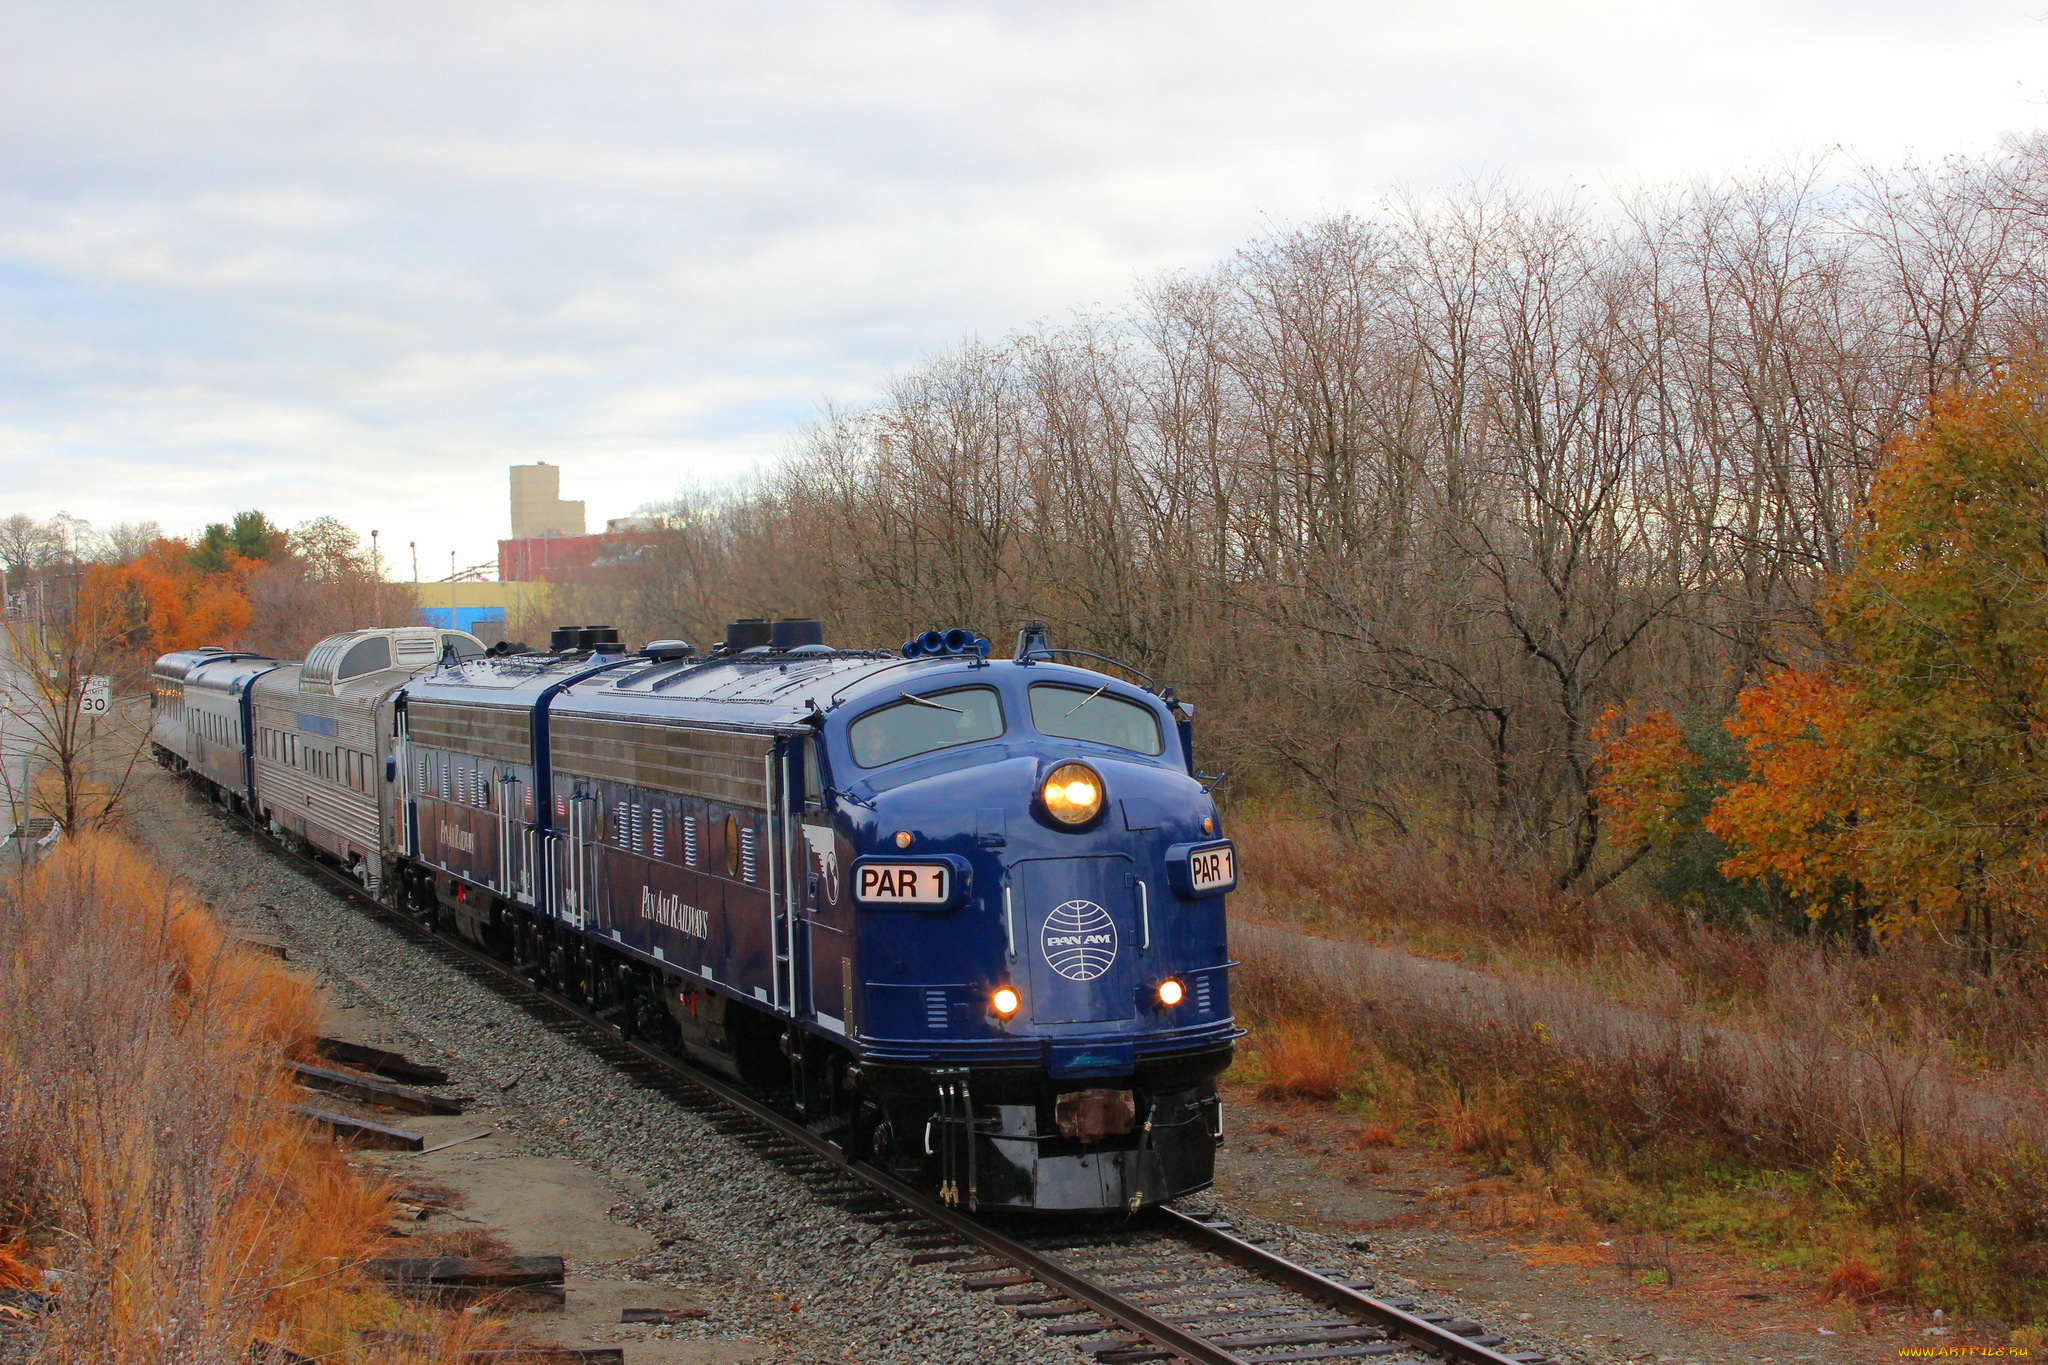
[924,990,948,1030]
[651,807,666,859]
[740,827,757,882]
[683,815,698,867]
[1196,974,1213,1013]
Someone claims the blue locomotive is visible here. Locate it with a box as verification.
[153,618,1238,1212]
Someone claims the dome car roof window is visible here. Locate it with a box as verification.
[849,687,1004,769]
[337,636,392,679]
[1029,683,1162,756]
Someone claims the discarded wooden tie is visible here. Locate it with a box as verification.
[364,1255,566,1309]
[316,1036,450,1086]
[290,1061,465,1115]
[359,1334,620,1364]
[289,1105,424,1151]
[620,1306,709,1323]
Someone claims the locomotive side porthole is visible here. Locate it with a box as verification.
[725,813,740,877]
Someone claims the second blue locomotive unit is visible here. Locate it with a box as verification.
[152,619,1238,1213]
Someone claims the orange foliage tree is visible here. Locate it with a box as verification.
[1588,707,1701,890]
[1697,364,2048,946]
[97,541,255,661]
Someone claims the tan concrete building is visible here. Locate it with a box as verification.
[509,463,586,538]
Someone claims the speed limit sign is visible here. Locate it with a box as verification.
[80,676,111,718]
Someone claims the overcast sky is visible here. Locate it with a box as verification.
[3,1,2045,576]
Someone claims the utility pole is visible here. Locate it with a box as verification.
[411,541,419,585]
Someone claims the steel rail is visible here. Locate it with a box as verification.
[210,788,1541,1365]
[1159,1207,1532,1365]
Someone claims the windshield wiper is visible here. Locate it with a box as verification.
[899,691,965,714]
[1063,684,1109,717]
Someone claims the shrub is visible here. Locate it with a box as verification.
[0,833,471,1362]
[1255,1019,1355,1101]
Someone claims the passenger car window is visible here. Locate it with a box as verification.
[849,687,1004,769]
[1029,684,1164,756]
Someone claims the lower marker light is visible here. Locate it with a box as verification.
[991,986,1021,1017]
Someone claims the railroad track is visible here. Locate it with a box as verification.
[209,791,1559,1365]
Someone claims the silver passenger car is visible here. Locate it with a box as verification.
[249,627,485,888]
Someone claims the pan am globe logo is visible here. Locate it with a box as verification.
[1040,900,1118,981]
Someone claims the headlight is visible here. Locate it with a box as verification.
[991,986,1021,1017]
[1042,762,1103,825]
[1157,978,1185,1007]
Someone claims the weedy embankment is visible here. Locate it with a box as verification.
[1229,813,2048,1332]
[0,834,496,1363]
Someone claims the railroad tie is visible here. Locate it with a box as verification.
[960,1270,1033,1290]
[1203,1325,1389,1349]
[1017,1300,1095,1319]
[1234,1346,1403,1363]
[1078,1334,1144,1356]
[1043,1317,1118,1336]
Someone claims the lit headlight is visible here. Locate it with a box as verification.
[991,986,1021,1017]
[1157,978,1185,1007]
[1042,762,1103,825]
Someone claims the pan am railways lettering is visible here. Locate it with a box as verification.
[642,886,708,938]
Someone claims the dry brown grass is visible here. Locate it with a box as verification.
[1230,900,2048,1325]
[0,833,486,1363]
[1230,807,2048,1087]
[1254,1018,1355,1101]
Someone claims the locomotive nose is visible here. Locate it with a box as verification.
[1014,856,1140,1024]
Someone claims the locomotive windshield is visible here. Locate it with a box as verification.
[1029,683,1163,755]
[849,687,1004,768]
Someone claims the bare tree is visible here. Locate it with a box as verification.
[0,571,153,838]
[530,142,2048,887]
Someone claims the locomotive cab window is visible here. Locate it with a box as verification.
[801,736,824,808]
[1029,684,1164,756]
[848,687,1004,769]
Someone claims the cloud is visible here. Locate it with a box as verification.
[3,0,2044,568]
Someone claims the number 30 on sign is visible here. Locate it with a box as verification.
[79,677,111,717]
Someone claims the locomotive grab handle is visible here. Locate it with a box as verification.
[1138,879,1150,951]
[1002,885,1016,960]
